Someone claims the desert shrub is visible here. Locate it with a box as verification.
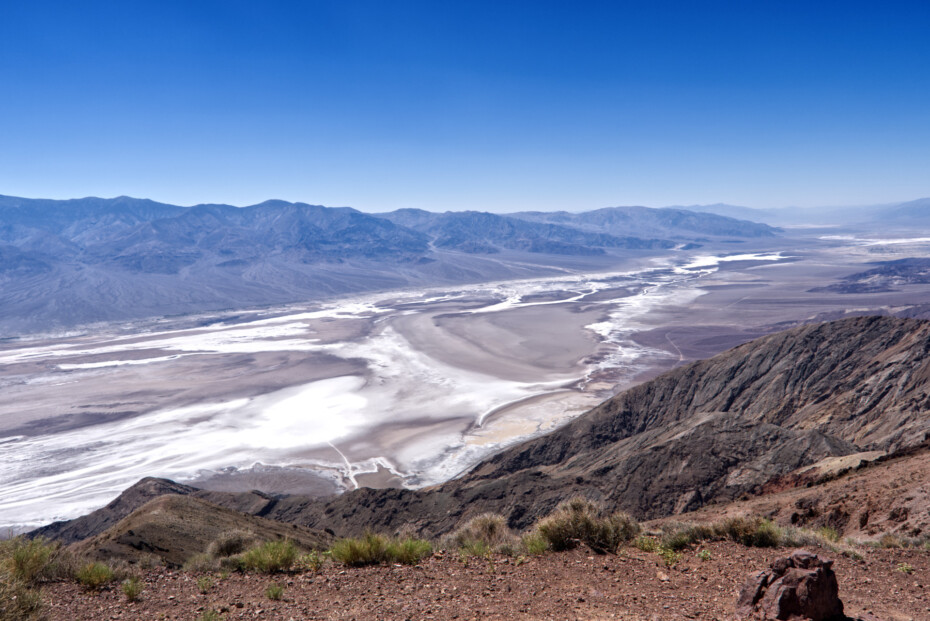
[329,533,432,566]
[696,549,711,561]
[897,562,914,574]
[879,533,906,549]
[207,530,257,558]
[121,576,143,602]
[300,550,324,572]
[716,516,782,548]
[265,582,284,600]
[658,547,682,566]
[330,532,388,567]
[520,531,549,555]
[0,579,42,620]
[199,610,223,621]
[634,536,659,552]
[8,537,56,584]
[535,498,640,554]
[385,538,433,565]
[445,513,518,554]
[240,540,298,573]
[184,552,220,573]
[75,562,115,591]
[197,575,214,593]
[817,526,840,542]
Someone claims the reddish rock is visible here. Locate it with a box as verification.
[736,550,845,620]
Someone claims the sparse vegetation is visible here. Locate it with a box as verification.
[184,552,220,573]
[445,513,519,555]
[8,537,55,583]
[330,532,388,567]
[696,548,711,561]
[520,531,549,555]
[329,532,433,566]
[197,575,214,593]
[897,562,914,574]
[121,576,143,601]
[386,538,433,565]
[199,610,223,621]
[265,582,284,600]
[240,539,298,573]
[534,497,640,554]
[300,550,324,572]
[0,579,42,621]
[818,526,840,542]
[207,530,258,558]
[75,561,115,591]
[634,536,660,553]
[658,547,682,566]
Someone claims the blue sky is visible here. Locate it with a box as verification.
[1,1,928,212]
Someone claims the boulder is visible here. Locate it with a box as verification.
[736,550,845,620]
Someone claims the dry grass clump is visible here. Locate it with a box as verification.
[329,532,433,567]
[1,536,78,620]
[444,513,520,556]
[534,497,640,554]
[240,539,299,573]
[75,561,116,591]
[121,576,143,602]
[183,552,220,572]
[206,529,258,558]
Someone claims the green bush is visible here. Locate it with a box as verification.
[329,533,433,566]
[330,532,388,567]
[240,540,298,573]
[520,531,549,555]
[386,538,432,565]
[121,576,143,602]
[535,498,640,554]
[197,575,213,593]
[265,582,284,600]
[8,537,57,584]
[634,536,659,552]
[75,562,115,591]
[300,550,324,572]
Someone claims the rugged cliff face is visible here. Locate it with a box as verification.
[35,316,930,546]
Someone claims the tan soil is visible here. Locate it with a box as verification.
[40,542,930,620]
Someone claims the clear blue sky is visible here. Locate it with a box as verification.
[1,1,928,212]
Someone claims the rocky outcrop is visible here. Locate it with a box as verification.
[736,550,844,620]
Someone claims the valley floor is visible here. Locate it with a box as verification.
[40,542,929,620]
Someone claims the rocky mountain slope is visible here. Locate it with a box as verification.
[374,209,675,254]
[35,316,930,555]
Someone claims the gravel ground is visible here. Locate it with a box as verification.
[39,542,930,620]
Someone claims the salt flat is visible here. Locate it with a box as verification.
[4,237,930,532]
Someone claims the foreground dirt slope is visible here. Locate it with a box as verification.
[41,543,930,620]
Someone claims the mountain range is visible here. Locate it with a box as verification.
[0,195,778,335]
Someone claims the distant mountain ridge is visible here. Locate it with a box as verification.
[0,194,778,334]
[507,205,780,239]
